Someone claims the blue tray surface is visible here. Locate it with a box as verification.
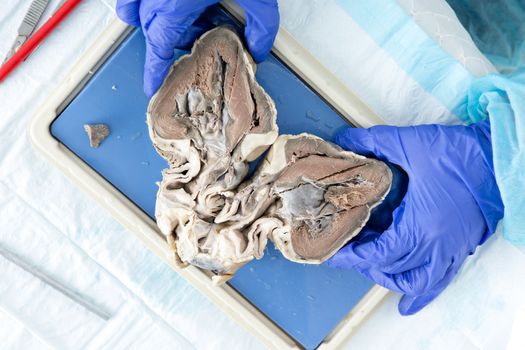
[51,10,374,349]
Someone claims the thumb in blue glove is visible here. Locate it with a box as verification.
[326,121,504,315]
[116,0,279,97]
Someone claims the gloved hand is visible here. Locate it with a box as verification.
[327,120,504,315]
[116,0,279,97]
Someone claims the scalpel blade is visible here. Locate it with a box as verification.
[3,0,52,63]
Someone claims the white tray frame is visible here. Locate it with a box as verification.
[29,5,388,349]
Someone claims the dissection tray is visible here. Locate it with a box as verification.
[30,5,388,350]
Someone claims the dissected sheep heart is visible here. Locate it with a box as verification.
[147,26,278,277]
[147,26,392,282]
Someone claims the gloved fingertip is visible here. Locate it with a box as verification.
[324,258,338,269]
[333,128,352,147]
[143,80,158,98]
[250,49,269,64]
[240,0,279,63]
[325,254,346,269]
[397,264,457,315]
[143,60,172,98]
[115,0,141,27]
[144,71,167,98]
[245,35,270,63]
[143,40,175,98]
[324,242,367,270]
[334,127,374,156]
[398,293,435,315]
[245,29,277,63]
[333,128,350,146]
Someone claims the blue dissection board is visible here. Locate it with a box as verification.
[51,7,374,349]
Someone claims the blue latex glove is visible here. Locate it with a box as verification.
[327,120,504,315]
[116,0,279,97]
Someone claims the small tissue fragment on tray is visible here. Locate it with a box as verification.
[147,26,393,284]
[84,123,110,148]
